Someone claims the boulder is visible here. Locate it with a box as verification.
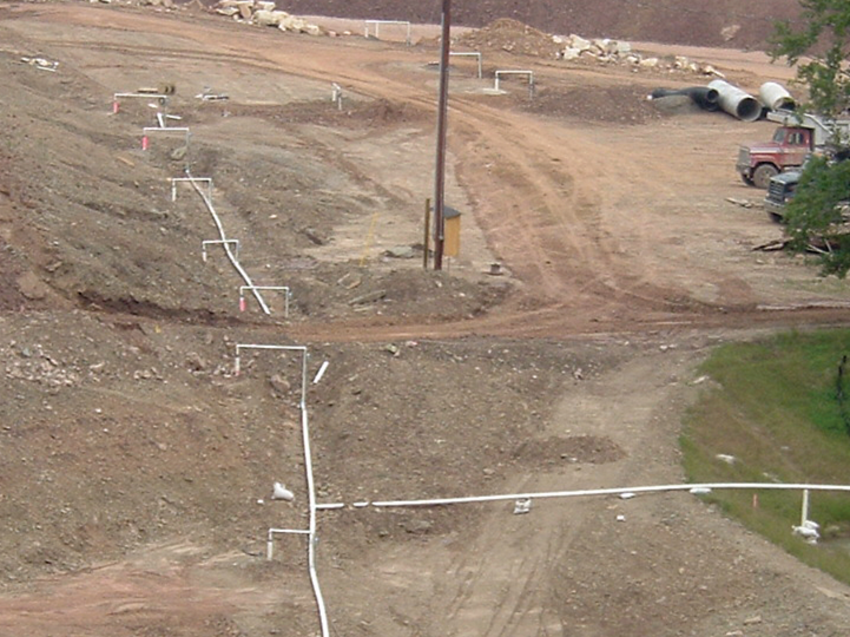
[280,15,307,32]
[568,34,592,52]
[236,1,254,20]
[254,9,288,26]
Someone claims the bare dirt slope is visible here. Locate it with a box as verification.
[281,0,801,50]
[2,2,850,636]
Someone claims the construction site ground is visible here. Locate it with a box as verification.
[2,3,850,636]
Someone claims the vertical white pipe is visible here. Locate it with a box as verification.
[802,488,810,525]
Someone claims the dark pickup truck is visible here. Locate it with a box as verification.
[763,169,802,222]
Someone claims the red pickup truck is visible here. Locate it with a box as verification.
[736,125,813,188]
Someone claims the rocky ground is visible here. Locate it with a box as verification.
[1,1,850,636]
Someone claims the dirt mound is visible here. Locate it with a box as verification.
[455,17,561,58]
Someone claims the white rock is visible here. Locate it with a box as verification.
[614,41,632,55]
[254,9,288,26]
[568,34,592,52]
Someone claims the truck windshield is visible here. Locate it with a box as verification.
[773,128,786,143]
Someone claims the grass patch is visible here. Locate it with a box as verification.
[681,329,850,584]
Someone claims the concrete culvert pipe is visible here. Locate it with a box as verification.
[707,79,761,121]
[759,81,796,111]
[650,87,719,111]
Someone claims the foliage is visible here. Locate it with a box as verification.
[770,0,850,120]
[783,155,850,277]
[681,329,850,584]
[770,1,850,275]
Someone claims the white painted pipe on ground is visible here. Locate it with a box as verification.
[267,527,310,561]
[202,239,239,262]
[313,360,329,384]
[184,171,271,315]
[365,482,850,508]
[240,344,328,637]
[239,285,291,316]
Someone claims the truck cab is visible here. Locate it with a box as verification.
[737,126,814,189]
[763,169,801,222]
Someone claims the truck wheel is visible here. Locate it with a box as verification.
[753,164,778,189]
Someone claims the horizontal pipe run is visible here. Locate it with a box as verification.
[202,239,239,262]
[364,19,411,45]
[361,482,850,508]
[267,527,310,561]
[113,92,168,100]
[494,70,534,93]
[450,51,483,78]
[316,502,345,510]
[143,126,191,133]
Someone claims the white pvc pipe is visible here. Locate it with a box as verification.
[184,171,271,315]
[171,177,211,203]
[239,344,328,637]
[202,239,239,262]
[364,19,411,45]
[801,488,810,526]
[494,70,534,93]
[143,126,191,150]
[331,83,343,110]
[366,482,850,508]
[239,285,291,317]
[303,407,330,637]
[313,361,330,385]
[450,51,483,78]
[316,502,345,510]
[267,527,310,561]
[114,92,169,100]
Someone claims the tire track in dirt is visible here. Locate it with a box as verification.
[29,4,850,340]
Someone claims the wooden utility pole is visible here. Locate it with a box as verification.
[433,0,451,270]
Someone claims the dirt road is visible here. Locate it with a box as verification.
[2,3,850,636]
